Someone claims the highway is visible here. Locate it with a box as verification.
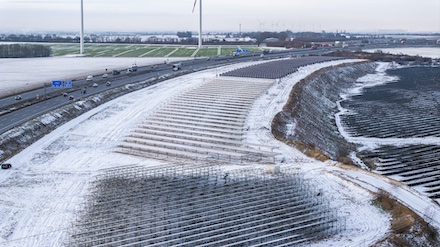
[0,47,333,135]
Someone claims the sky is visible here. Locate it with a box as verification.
[0,0,439,34]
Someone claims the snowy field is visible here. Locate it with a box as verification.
[0,55,439,246]
[365,47,440,59]
[0,56,187,97]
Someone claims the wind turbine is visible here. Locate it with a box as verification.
[80,0,84,55]
[257,20,265,32]
[192,0,202,48]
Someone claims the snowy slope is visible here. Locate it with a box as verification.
[0,58,438,246]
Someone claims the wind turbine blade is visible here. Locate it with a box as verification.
[192,0,198,13]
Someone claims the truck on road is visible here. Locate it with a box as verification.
[172,63,182,71]
[128,64,138,72]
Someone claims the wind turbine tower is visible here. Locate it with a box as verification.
[192,0,202,48]
[80,0,84,55]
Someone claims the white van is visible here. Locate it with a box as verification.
[86,75,93,81]
[128,65,138,72]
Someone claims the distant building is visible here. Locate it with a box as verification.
[262,38,280,43]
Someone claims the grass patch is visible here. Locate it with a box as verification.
[194,47,218,57]
[89,48,116,57]
[147,47,177,57]
[46,43,261,57]
[363,158,377,170]
[172,48,198,57]
[291,141,330,161]
[371,190,439,246]
[52,49,79,56]
[136,47,162,57]
[220,47,239,56]
[115,48,153,57]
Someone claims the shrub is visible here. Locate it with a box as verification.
[372,190,439,246]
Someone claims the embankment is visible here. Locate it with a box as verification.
[272,61,376,162]
[0,72,185,161]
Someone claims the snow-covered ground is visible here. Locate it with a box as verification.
[0,55,439,246]
[365,47,440,59]
[0,56,187,97]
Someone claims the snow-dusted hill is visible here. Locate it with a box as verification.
[0,57,438,246]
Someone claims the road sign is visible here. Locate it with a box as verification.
[64,80,72,88]
[52,80,63,88]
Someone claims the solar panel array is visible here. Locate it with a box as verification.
[117,77,278,163]
[220,56,341,79]
[69,165,341,246]
[68,57,349,246]
[340,67,440,203]
[359,145,440,202]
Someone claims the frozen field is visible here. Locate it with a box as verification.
[365,47,440,59]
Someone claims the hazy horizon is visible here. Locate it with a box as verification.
[0,0,439,34]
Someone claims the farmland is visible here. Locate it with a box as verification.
[49,43,265,57]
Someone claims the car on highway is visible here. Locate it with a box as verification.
[92,83,98,87]
[106,81,111,86]
[86,75,93,81]
[102,73,108,78]
[14,95,21,100]
[1,163,12,169]
[69,95,75,100]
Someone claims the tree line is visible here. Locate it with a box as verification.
[0,33,141,43]
[0,33,79,43]
[0,44,51,58]
[0,31,370,48]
